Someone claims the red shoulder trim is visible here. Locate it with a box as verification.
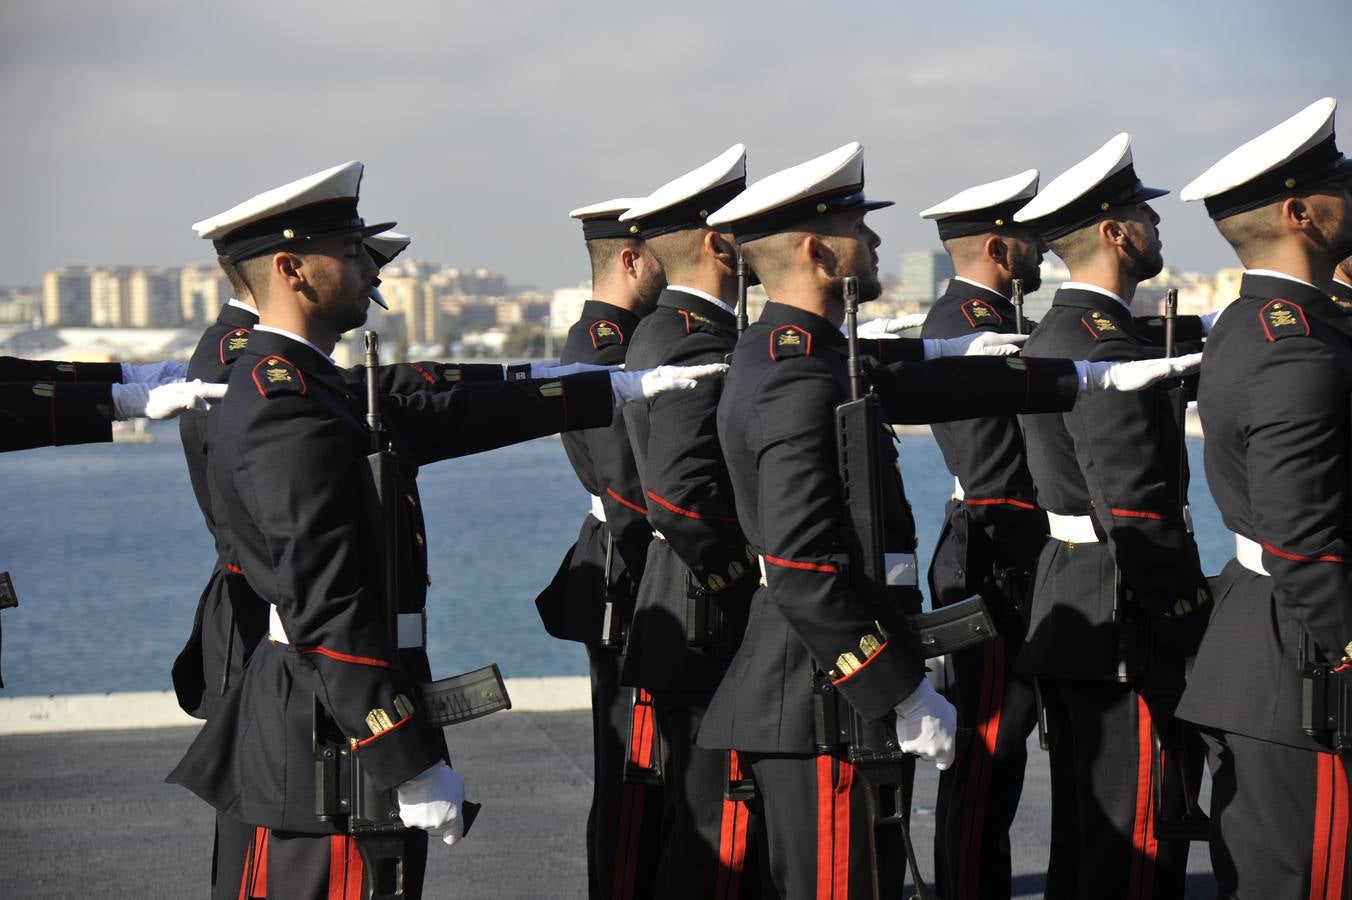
[590,319,625,349]
[1259,298,1310,342]
[250,355,307,397]
[769,324,812,360]
[218,327,252,364]
[960,298,1003,328]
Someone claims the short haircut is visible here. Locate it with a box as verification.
[1046,216,1108,269]
[235,254,275,304]
[1215,203,1283,265]
[216,254,251,301]
[585,237,642,278]
[644,228,711,279]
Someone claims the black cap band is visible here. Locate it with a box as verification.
[580,217,639,241]
[934,200,1034,241]
[1203,133,1352,220]
[729,185,894,244]
[214,198,393,263]
[628,179,747,239]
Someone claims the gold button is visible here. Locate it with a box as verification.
[816,202,828,214]
[994,218,1005,226]
[699,209,708,219]
[629,225,639,234]
[282,228,295,239]
[1099,202,1110,211]
[1285,178,1297,188]
[415,534,425,546]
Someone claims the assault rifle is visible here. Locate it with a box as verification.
[313,332,508,898]
[1011,277,1026,335]
[828,276,997,900]
[735,251,749,337]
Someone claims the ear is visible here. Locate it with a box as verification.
[804,233,836,276]
[274,252,304,290]
[985,234,1007,267]
[1281,196,1313,232]
[618,245,641,279]
[1100,217,1125,246]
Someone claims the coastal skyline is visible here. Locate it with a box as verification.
[1,1,1348,291]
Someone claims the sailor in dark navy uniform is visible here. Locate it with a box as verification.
[1177,97,1352,899]
[1332,254,1352,312]
[701,142,1199,900]
[170,231,516,899]
[915,168,1049,900]
[1010,135,1214,900]
[0,356,218,452]
[166,162,724,900]
[533,197,667,899]
[613,145,764,899]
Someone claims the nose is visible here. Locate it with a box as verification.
[866,225,882,250]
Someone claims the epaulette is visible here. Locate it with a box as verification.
[678,309,716,334]
[251,355,307,397]
[218,327,252,364]
[769,324,811,360]
[1259,299,1310,341]
[1081,309,1128,341]
[960,298,1003,329]
[589,319,624,349]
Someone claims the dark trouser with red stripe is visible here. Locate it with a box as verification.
[212,811,257,900]
[1041,679,1189,900]
[222,824,429,900]
[589,646,663,900]
[935,634,1037,900]
[652,692,761,900]
[746,751,912,900]
[1202,728,1352,899]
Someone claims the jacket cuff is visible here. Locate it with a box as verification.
[559,371,614,431]
[54,383,115,445]
[353,714,443,791]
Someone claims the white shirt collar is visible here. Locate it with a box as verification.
[952,275,1008,300]
[252,324,335,363]
[668,284,736,317]
[1244,269,1321,291]
[1062,280,1131,312]
[227,298,259,317]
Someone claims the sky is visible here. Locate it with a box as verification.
[1,0,1348,291]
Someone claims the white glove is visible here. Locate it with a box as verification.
[121,360,188,386]
[1074,353,1202,394]
[1200,310,1222,335]
[894,678,957,770]
[111,380,227,420]
[856,314,926,338]
[397,761,466,847]
[609,364,729,407]
[922,332,1028,359]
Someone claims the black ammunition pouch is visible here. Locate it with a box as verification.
[929,500,1031,636]
[1301,633,1352,753]
[684,572,752,658]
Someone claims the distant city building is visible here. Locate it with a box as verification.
[0,288,41,325]
[549,284,590,338]
[180,263,231,323]
[900,250,955,308]
[128,268,182,328]
[90,266,134,327]
[42,266,93,326]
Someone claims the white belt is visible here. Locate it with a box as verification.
[1047,512,1100,545]
[756,552,918,586]
[589,493,606,523]
[1235,534,1270,576]
[952,477,965,502]
[269,605,427,649]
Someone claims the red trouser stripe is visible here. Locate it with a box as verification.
[239,826,268,900]
[957,636,1006,899]
[715,750,749,900]
[1127,695,1158,900]
[815,755,854,900]
[328,834,363,900]
[1311,753,1349,900]
[613,689,656,900]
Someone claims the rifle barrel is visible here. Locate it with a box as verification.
[736,252,749,336]
[1012,278,1026,335]
[843,276,861,401]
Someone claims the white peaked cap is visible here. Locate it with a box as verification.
[569,198,644,220]
[365,230,410,265]
[618,145,747,236]
[920,169,1040,219]
[1013,134,1167,240]
[191,161,392,263]
[919,168,1039,239]
[1180,98,1352,219]
[706,142,893,242]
